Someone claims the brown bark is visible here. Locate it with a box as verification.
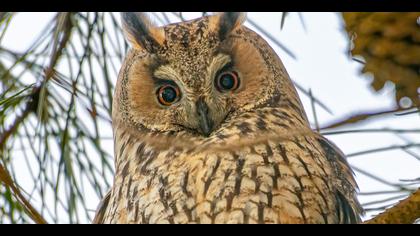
[365,188,420,224]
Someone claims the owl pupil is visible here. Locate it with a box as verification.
[220,74,235,89]
[162,87,177,103]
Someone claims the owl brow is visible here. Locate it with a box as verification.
[153,65,178,80]
[210,53,232,72]
[152,78,178,87]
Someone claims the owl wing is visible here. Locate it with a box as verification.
[92,190,111,224]
[317,136,363,224]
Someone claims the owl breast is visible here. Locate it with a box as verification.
[102,107,341,224]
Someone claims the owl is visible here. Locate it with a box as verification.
[93,12,362,224]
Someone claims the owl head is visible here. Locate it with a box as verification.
[114,12,306,137]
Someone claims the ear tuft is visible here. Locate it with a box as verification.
[214,12,247,40]
[121,12,165,52]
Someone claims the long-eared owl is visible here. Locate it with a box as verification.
[93,12,362,224]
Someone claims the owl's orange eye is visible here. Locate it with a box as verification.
[157,84,180,106]
[216,71,240,92]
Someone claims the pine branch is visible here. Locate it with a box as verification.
[364,188,420,224]
[44,12,73,81]
[0,100,33,151]
[0,163,47,224]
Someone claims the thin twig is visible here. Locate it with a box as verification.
[320,107,415,130]
[293,82,333,115]
[247,18,296,60]
[347,143,420,158]
[0,102,33,152]
[280,12,288,30]
[359,189,413,196]
[322,128,420,136]
[309,89,320,132]
[352,166,410,190]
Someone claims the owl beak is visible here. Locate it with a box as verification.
[196,98,214,137]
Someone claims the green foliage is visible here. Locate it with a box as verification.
[0,12,123,223]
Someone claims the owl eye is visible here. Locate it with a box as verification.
[216,71,240,92]
[157,84,180,106]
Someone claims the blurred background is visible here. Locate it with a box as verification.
[0,12,419,224]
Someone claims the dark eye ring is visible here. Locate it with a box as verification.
[216,71,240,92]
[157,84,180,106]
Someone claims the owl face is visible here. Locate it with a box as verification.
[115,13,295,137]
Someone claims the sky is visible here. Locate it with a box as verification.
[1,12,420,223]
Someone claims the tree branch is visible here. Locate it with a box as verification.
[364,188,420,224]
[0,163,47,224]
